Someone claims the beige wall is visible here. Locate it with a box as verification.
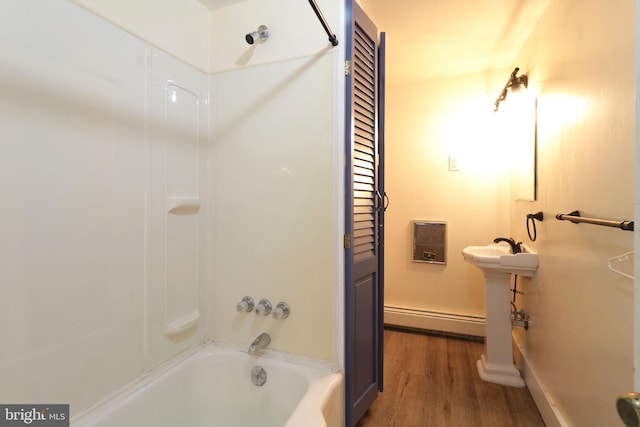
[384,71,511,332]
[636,0,640,393]
[511,0,635,425]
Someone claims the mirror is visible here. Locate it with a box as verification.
[498,93,537,201]
[513,96,537,201]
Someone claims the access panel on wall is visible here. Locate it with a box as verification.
[412,221,446,264]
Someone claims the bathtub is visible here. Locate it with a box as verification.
[72,344,344,427]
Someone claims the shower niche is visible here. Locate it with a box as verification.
[412,221,447,264]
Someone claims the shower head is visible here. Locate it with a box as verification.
[245,25,269,45]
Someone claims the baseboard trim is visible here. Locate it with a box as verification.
[384,305,486,338]
[513,332,570,427]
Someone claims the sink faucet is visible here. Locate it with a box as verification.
[248,332,271,355]
[493,237,522,254]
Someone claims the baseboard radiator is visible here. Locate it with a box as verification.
[384,305,486,338]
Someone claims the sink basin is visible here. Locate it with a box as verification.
[462,243,538,277]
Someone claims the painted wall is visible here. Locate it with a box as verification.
[635,0,640,393]
[383,71,511,335]
[510,0,635,425]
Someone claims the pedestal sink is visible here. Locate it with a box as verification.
[462,242,538,387]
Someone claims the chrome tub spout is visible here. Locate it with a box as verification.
[248,332,271,355]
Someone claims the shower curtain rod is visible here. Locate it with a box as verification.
[308,0,338,47]
[556,210,634,231]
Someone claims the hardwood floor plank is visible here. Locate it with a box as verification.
[356,328,545,427]
[445,338,482,423]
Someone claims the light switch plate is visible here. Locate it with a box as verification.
[448,156,460,171]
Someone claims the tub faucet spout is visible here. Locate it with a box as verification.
[248,332,271,355]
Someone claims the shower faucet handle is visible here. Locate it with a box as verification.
[272,302,290,320]
[236,296,255,313]
[255,299,272,316]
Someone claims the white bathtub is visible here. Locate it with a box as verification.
[72,344,344,427]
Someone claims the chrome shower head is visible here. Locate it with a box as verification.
[245,25,269,45]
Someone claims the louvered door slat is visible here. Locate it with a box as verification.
[352,21,377,263]
[354,158,374,170]
[354,166,374,178]
[355,102,374,116]
[355,139,375,153]
[355,108,375,124]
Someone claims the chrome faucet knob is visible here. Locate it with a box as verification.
[272,302,290,320]
[255,299,272,316]
[236,296,255,313]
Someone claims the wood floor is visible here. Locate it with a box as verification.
[356,328,545,427]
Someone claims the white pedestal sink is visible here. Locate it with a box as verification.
[462,242,538,387]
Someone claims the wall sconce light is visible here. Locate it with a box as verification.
[494,67,529,111]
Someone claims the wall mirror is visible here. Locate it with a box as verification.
[500,94,537,201]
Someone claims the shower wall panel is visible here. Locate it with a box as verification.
[0,0,209,417]
[210,53,337,360]
[0,0,147,414]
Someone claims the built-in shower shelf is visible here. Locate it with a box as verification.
[165,310,200,336]
[167,197,200,215]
